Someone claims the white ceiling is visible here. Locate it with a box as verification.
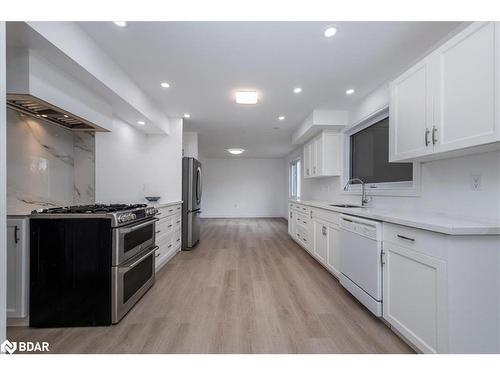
[79,21,462,158]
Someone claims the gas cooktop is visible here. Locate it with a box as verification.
[31,203,158,227]
[32,204,148,214]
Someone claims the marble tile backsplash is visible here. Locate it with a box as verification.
[6,109,95,215]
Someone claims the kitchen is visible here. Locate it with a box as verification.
[0,12,500,369]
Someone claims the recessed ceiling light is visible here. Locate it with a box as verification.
[113,21,127,27]
[324,26,337,38]
[183,114,191,119]
[137,121,145,125]
[278,116,285,121]
[63,115,69,118]
[346,89,355,95]
[293,87,302,94]
[235,90,258,104]
[41,114,48,118]
[227,148,245,155]
[160,82,170,88]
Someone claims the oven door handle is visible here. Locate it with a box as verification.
[123,246,158,269]
[119,218,159,234]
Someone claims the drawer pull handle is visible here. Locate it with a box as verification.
[155,253,160,258]
[303,221,307,224]
[176,220,180,224]
[168,244,173,248]
[169,209,174,212]
[176,238,180,242]
[168,225,173,228]
[397,234,415,242]
[155,230,161,234]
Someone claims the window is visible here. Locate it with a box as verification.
[350,116,413,185]
[289,159,301,199]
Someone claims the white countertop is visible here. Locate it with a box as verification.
[290,199,500,236]
[153,201,183,209]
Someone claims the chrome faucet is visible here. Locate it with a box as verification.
[344,178,370,207]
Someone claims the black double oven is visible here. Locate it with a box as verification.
[29,204,158,327]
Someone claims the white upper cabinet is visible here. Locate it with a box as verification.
[303,131,341,178]
[390,59,434,160]
[433,22,497,152]
[390,22,500,162]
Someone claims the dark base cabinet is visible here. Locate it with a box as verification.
[30,218,112,327]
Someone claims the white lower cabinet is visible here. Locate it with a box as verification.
[382,242,448,353]
[312,219,340,277]
[325,225,340,278]
[7,217,29,320]
[313,220,328,263]
[155,204,182,272]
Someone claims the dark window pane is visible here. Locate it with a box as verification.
[350,117,413,184]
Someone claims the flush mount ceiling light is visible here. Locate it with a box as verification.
[324,26,337,38]
[235,90,258,104]
[183,114,191,119]
[227,148,245,155]
[293,87,302,94]
[346,88,355,95]
[278,115,285,121]
[160,82,170,88]
[137,120,145,125]
[113,21,127,27]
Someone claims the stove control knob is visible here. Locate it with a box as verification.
[131,213,137,220]
[118,214,126,223]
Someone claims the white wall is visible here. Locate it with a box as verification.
[201,158,287,218]
[1,21,7,343]
[286,84,500,223]
[95,118,183,205]
[183,131,198,159]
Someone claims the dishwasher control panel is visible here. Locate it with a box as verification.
[340,215,381,241]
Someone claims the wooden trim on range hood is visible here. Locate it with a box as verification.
[6,93,108,132]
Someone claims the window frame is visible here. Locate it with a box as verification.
[341,106,421,197]
[288,158,301,200]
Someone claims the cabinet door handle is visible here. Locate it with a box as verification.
[322,226,327,236]
[397,234,415,242]
[155,230,161,234]
[14,225,20,244]
[313,166,316,174]
[425,128,430,146]
[432,126,438,145]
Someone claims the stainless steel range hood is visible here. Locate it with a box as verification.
[7,93,107,132]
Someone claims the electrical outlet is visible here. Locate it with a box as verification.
[471,174,482,191]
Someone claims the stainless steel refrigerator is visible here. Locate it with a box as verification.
[182,157,202,249]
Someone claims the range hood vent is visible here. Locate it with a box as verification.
[7,94,107,132]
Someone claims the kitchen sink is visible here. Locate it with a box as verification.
[329,204,362,208]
